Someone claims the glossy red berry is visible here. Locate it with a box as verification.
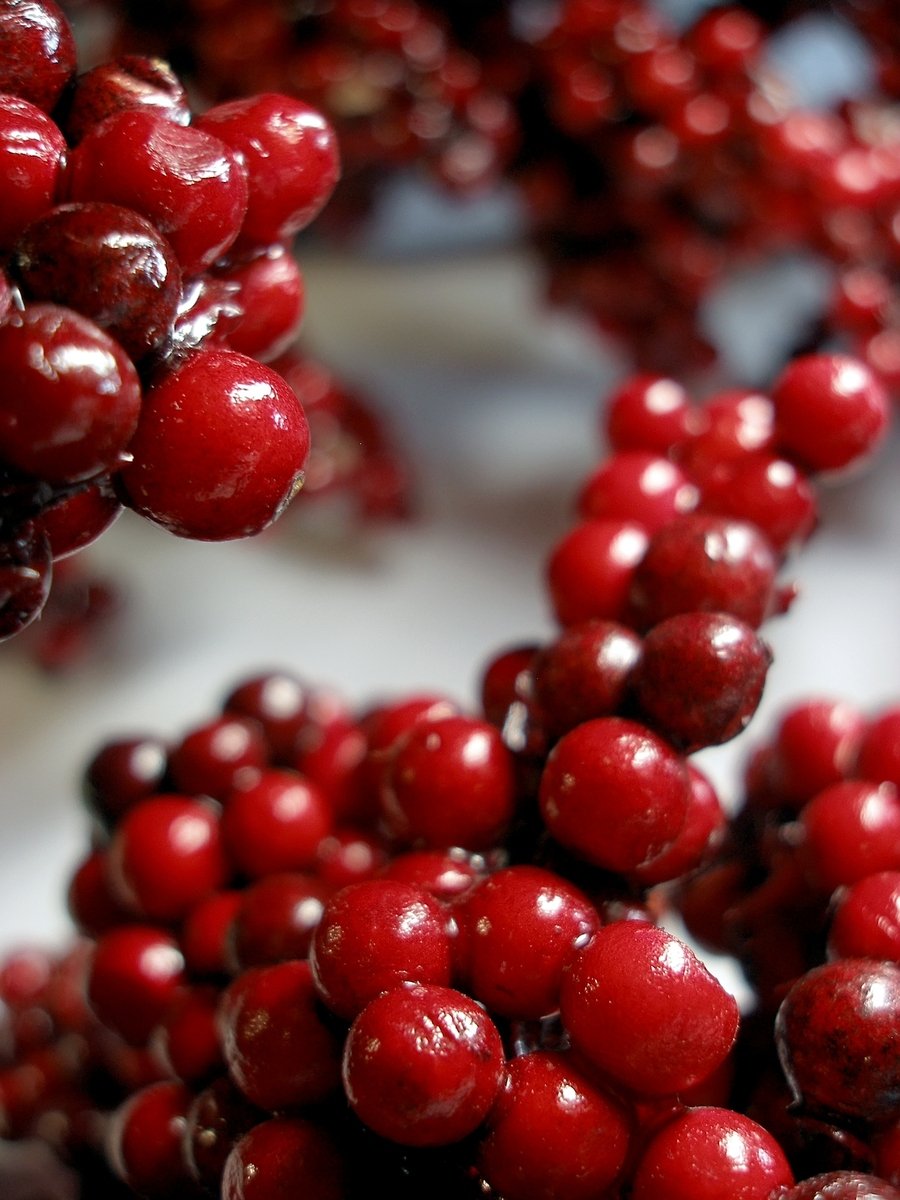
[62,54,191,146]
[82,734,169,828]
[768,699,867,809]
[828,871,900,961]
[222,670,315,764]
[630,1106,793,1199]
[67,109,248,276]
[220,245,305,363]
[180,889,243,979]
[776,958,900,1125]
[630,763,726,886]
[632,610,772,751]
[577,450,697,533]
[771,354,890,475]
[217,960,342,1112]
[14,201,182,361]
[221,769,332,879]
[0,303,142,484]
[87,925,185,1046]
[379,714,517,851]
[183,1076,261,1193]
[604,374,696,454]
[539,716,690,874]
[0,521,52,639]
[150,984,223,1085]
[342,983,505,1147]
[0,94,66,251]
[310,878,454,1020]
[35,475,123,560]
[221,1116,346,1200]
[454,865,598,1019]
[378,847,486,902]
[117,348,310,541]
[546,518,649,626]
[478,1050,633,1200]
[560,922,739,1095]
[227,872,330,970]
[106,1079,198,1198]
[856,708,900,788]
[168,715,268,801]
[105,795,229,923]
[0,1,75,113]
[195,93,340,245]
[800,780,900,892]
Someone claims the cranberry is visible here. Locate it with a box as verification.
[184,1076,261,1193]
[577,450,697,533]
[773,1173,900,1199]
[800,780,900,893]
[221,769,332,879]
[856,708,900,788]
[81,734,169,828]
[630,1107,794,1199]
[546,518,649,626]
[222,670,313,764]
[87,925,185,1047]
[632,610,772,752]
[378,847,487,901]
[168,715,268,801]
[217,960,342,1112]
[776,958,900,1125]
[478,1050,633,1200]
[771,354,890,475]
[454,865,598,1019]
[310,878,454,1020]
[62,55,191,146]
[14,202,183,361]
[379,714,517,851]
[0,1,74,112]
[67,848,134,936]
[604,373,697,454]
[117,348,310,541]
[219,245,305,363]
[106,1079,199,1197]
[538,716,690,874]
[150,984,223,1085]
[227,872,330,970]
[342,983,505,1146]
[105,795,229,923]
[628,513,780,630]
[560,922,739,1095]
[631,762,726,886]
[67,109,248,276]
[35,476,123,561]
[180,889,243,979]
[0,303,141,485]
[828,872,900,962]
[768,699,867,809]
[0,94,66,251]
[195,93,340,245]
[316,828,387,890]
[221,1116,346,1200]
[698,453,819,554]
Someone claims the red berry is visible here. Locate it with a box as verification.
[180,889,243,979]
[195,93,340,245]
[0,303,142,484]
[539,716,690,874]
[221,1116,346,1200]
[221,769,332,879]
[342,983,505,1147]
[227,873,330,970]
[82,734,169,828]
[168,714,268,801]
[577,450,697,533]
[605,374,696,454]
[560,922,739,1095]
[0,1,75,112]
[800,780,900,892]
[183,1077,261,1193]
[310,878,454,1020]
[478,1050,633,1200]
[118,348,310,540]
[87,925,185,1046]
[546,518,649,626]
[0,94,66,251]
[62,54,191,146]
[828,871,900,961]
[771,353,890,475]
[67,109,248,276]
[220,244,305,362]
[0,520,52,639]
[630,1107,793,1199]
[106,1079,199,1198]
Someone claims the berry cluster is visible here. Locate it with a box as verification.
[0,348,893,1199]
[0,0,342,642]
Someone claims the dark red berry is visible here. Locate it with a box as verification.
[62,54,191,146]
[87,925,185,1046]
[221,769,332,879]
[227,873,330,970]
[0,0,75,112]
[167,715,268,802]
[221,1116,346,1200]
[0,94,66,251]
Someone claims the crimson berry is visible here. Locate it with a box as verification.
[356,692,459,808]
[771,354,890,475]
[478,1050,633,1200]
[220,244,305,362]
[604,373,697,454]
[183,1077,262,1193]
[0,94,66,251]
[87,925,185,1046]
[150,984,223,1085]
[577,450,697,533]
[35,475,123,560]
[67,847,134,936]
[828,872,900,961]
[628,512,780,630]
[67,109,248,276]
[768,699,867,809]
[856,708,900,788]
[776,959,900,1125]
[546,517,649,627]
[82,734,169,828]
[62,54,191,146]
[698,453,818,554]
[631,762,726,886]
[0,1,74,112]
[106,1079,199,1198]
[315,828,386,890]
[227,872,330,970]
[454,865,598,1019]
[378,847,487,902]
[630,1107,793,1199]
[217,960,342,1112]
[379,714,517,851]
[800,780,900,892]
[0,520,52,639]
[195,93,340,245]
[342,983,505,1147]
[539,716,690,874]
[222,670,313,764]
[632,610,772,752]
[560,922,739,1096]
[117,347,310,541]
[105,795,229,923]
[0,303,141,484]
[221,769,332,879]
[221,1116,346,1200]
[310,878,454,1020]
[180,889,243,979]
[773,1174,900,1199]
[14,201,183,361]
[167,715,268,801]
